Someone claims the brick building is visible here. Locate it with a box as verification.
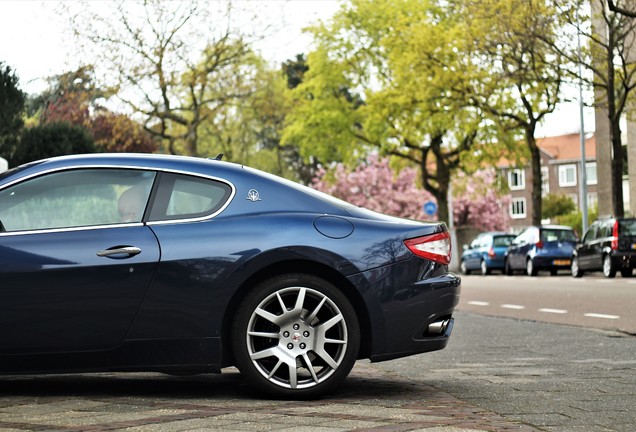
[497,133,598,230]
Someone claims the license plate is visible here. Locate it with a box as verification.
[553,259,570,266]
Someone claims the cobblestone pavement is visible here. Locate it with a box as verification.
[0,361,538,432]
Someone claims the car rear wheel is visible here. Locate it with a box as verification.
[460,260,471,275]
[621,268,633,278]
[231,273,360,399]
[526,258,537,276]
[504,259,513,276]
[603,255,616,278]
[571,257,583,278]
[480,260,490,276]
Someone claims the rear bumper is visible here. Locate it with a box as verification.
[533,256,572,269]
[610,251,636,268]
[348,257,461,363]
[485,256,506,269]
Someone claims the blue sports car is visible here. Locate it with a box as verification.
[0,154,460,398]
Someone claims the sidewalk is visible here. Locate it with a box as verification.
[0,362,538,432]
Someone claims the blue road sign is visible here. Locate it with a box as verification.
[423,200,437,216]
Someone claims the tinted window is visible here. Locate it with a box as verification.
[541,228,576,242]
[619,219,636,236]
[0,169,155,232]
[600,221,613,238]
[149,173,232,222]
[493,235,515,247]
[583,224,599,242]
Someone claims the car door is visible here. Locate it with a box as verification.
[465,238,481,270]
[508,229,529,270]
[0,168,160,353]
[577,223,598,270]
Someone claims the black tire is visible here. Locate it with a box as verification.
[603,255,616,278]
[460,260,471,275]
[480,260,490,276]
[526,258,537,276]
[571,256,583,278]
[621,268,633,278]
[504,259,513,276]
[231,273,360,399]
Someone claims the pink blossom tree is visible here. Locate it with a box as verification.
[452,169,510,231]
[312,155,437,221]
[313,157,510,231]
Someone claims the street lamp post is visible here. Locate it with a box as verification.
[577,1,589,234]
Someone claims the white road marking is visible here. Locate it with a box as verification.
[501,304,525,310]
[538,308,568,314]
[584,313,620,320]
[468,301,490,306]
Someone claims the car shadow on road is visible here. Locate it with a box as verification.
[0,366,430,402]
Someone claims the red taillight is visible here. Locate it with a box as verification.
[404,231,451,265]
[488,247,496,258]
[536,241,544,249]
[611,220,619,250]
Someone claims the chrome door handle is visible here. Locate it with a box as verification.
[97,246,142,257]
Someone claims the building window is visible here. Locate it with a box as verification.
[587,193,598,209]
[586,162,597,185]
[510,198,527,219]
[541,166,550,197]
[508,169,525,190]
[558,164,577,187]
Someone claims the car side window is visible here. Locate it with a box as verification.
[583,224,598,243]
[0,169,155,232]
[149,173,232,222]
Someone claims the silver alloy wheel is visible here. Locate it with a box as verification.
[603,255,615,278]
[480,260,488,275]
[460,260,469,275]
[526,258,534,276]
[245,286,348,390]
[571,257,580,277]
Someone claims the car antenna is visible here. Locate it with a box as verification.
[211,154,223,161]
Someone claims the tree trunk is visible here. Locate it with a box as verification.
[526,129,542,226]
[419,144,451,225]
[611,127,625,217]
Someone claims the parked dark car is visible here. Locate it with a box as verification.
[505,225,577,276]
[571,217,636,278]
[460,232,516,275]
[0,154,460,398]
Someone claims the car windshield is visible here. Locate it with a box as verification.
[493,235,515,247]
[541,229,576,242]
[619,219,636,235]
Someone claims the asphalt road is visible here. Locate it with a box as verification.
[457,273,636,334]
[374,310,636,432]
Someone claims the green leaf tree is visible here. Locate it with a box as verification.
[542,193,576,219]
[0,63,26,162]
[67,1,257,157]
[12,122,98,166]
[456,0,566,225]
[283,0,491,223]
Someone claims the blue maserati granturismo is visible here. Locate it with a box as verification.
[0,154,460,398]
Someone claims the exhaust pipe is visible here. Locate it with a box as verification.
[427,319,450,335]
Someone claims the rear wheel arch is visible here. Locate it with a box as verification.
[221,259,372,367]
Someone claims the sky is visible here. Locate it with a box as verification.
[0,1,341,90]
[0,0,593,138]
